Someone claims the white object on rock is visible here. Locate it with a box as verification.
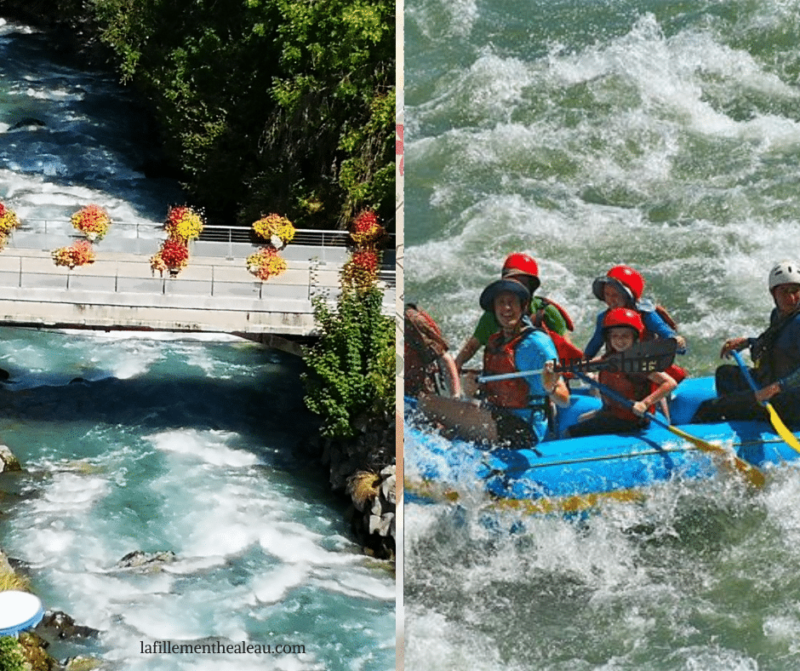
[0,590,44,635]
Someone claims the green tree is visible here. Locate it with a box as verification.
[89,0,395,228]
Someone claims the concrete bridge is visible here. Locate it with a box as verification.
[0,221,396,349]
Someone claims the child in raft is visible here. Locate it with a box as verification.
[567,308,677,438]
[584,264,687,358]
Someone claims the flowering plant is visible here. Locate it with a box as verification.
[159,239,189,270]
[246,247,288,281]
[52,240,96,268]
[71,204,111,240]
[0,202,20,234]
[252,214,295,246]
[165,205,204,241]
[341,249,380,292]
[349,210,383,245]
[149,251,168,275]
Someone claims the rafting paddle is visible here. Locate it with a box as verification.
[731,350,800,455]
[575,372,766,488]
[478,338,678,384]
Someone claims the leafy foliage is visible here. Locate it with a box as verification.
[81,0,395,229]
[0,637,26,671]
[303,286,393,439]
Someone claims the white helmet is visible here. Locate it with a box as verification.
[768,261,800,292]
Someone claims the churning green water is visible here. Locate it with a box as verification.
[405,0,800,668]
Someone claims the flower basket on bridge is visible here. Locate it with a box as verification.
[246,246,287,281]
[158,239,189,276]
[52,240,95,269]
[349,210,383,246]
[71,204,111,241]
[164,205,204,242]
[0,202,20,251]
[252,214,295,249]
[0,202,20,235]
[341,249,380,292]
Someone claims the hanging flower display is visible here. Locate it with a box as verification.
[164,205,204,241]
[252,214,295,247]
[159,239,189,274]
[0,202,20,234]
[246,246,288,281]
[52,240,96,269]
[149,251,168,276]
[71,204,111,241]
[340,249,380,292]
[349,209,383,246]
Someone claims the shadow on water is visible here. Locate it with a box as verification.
[0,371,317,446]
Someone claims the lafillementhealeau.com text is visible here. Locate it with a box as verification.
[140,640,306,655]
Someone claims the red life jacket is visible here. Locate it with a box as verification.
[533,296,576,332]
[483,329,534,409]
[598,368,653,422]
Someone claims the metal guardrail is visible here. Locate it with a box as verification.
[0,254,396,306]
[18,220,396,249]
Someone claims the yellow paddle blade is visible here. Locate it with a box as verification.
[765,402,800,455]
[666,424,766,488]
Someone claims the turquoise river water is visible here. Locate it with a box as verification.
[0,19,395,671]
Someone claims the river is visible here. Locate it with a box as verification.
[0,18,395,671]
[405,0,800,669]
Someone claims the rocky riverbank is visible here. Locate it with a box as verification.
[298,406,397,562]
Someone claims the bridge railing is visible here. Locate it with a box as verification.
[12,221,396,267]
[0,253,396,312]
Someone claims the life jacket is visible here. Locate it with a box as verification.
[483,326,547,410]
[532,296,575,332]
[752,307,800,383]
[531,297,583,374]
[637,301,679,340]
[404,304,449,396]
[598,367,653,422]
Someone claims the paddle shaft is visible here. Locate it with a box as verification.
[731,350,761,393]
[575,372,765,487]
[478,339,678,384]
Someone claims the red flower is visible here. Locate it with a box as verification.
[160,239,189,267]
[352,249,378,273]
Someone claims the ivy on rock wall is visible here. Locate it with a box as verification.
[3,0,395,229]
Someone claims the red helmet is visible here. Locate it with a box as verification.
[502,253,540,292]
[602,307,644,339]
[592,265,645,304]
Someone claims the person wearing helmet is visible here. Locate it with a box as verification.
[454,252,577,373]
[567,308,678,438]
[584,264,687,359]
[420,277,569,447]
[693,261,800,424]
[404,304,462,398]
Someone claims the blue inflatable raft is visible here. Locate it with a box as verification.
[404,377,800,514]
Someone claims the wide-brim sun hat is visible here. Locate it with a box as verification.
[479,278,531,312]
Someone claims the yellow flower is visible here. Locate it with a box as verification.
[165,205,204,241]
[252,214,295,245]
[71,205,111,240]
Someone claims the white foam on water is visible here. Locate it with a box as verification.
[252,564,310,604]
[147,429,260,468]
[407,0,478,39]
[312,569,396,602]
[258,523,363,567]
